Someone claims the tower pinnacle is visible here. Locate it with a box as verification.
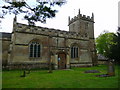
[92,13,94,21]
[92,13,94,17]
[68,16,70,23]
[14,15,17,22]
[78,9,80,15]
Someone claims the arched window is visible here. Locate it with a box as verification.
[29,42,41,58]
[71,46,79,58]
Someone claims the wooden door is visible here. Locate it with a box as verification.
[58,53,66,69]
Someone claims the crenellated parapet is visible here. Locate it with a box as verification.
[68,9,94,25]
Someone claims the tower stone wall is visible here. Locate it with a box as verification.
[68,9,97,66]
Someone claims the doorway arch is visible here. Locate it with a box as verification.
[58,52,66,69]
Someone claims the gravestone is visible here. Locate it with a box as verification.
[20,70,26,77]
[107,60,115,76]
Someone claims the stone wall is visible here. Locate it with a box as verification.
[2,11,97,69]
[6,25,93,69]
[1,33,11,66]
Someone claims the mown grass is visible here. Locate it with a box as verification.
[2,65,119,88]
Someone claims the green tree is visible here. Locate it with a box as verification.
[109,27,120,63]
[96,31,116,58]
[1,0,66,25]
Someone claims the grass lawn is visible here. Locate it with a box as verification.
[2,65,119,88]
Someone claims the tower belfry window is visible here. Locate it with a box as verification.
[29,42,41,58]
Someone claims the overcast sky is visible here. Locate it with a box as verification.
[0,0,119,38]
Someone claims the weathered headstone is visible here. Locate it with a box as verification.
[107,60,115,76]
[20,70,26,77]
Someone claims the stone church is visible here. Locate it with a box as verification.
[1,9,97,69]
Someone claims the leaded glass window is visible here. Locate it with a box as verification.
[71,46,79,58]
[29,42,41,58]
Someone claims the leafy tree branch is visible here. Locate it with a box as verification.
[1,0,66,25]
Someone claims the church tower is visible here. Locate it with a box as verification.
[68,9,94,39]
[68,9,97,66]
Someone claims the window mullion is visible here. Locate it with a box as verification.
[39,45,41,57]
[33,43,34,57]
[73,47,75,58]
[36,44,38,57]
[73,47,74,58]
[29,44,30,57]
[76,47,78,58]
[74,47,76,58]
[77,47,78,58]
